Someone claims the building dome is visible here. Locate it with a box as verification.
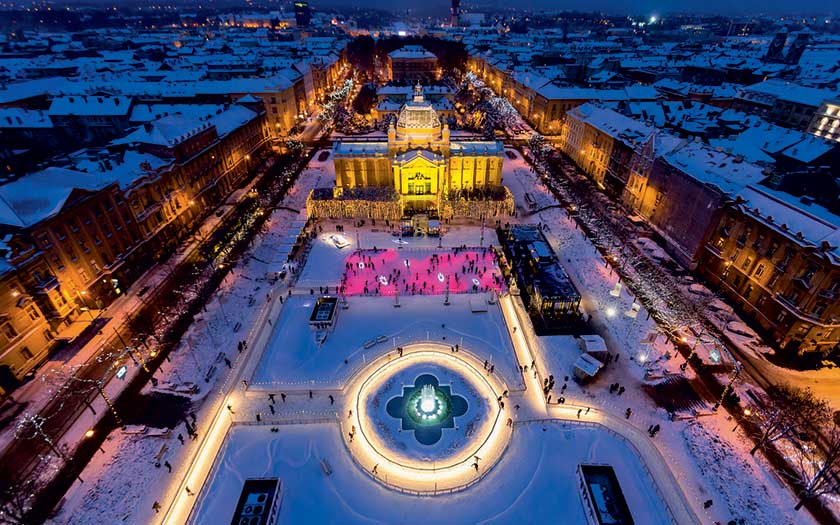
[396,84,441,134]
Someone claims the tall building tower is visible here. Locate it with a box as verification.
[294,1,311,27]
[784,31,811,65]
[450,0,460,27]
[764,29,787,63]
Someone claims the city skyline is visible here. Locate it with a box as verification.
[0,4,837,525]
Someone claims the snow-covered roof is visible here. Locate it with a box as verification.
[0,107,53,129]
[537,84,658,102]
[735,185,840,261]
[738,79,838,108]
[710,120,834,165]
[113,114,214,148]
[332,142,389,157]
[389,45,436,60]
[129,103,222,123]
[450,141,504,156]
[0,167,110,228]
[48,95,131,117]
[209,105,259,137]
[661,141,766,195]
[569,103,655,147]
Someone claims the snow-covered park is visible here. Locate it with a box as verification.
[48,148,824,525]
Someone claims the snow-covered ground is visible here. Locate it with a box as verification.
[250,294,523,391]
[49,145,825,525]
[504,150,818,524]
[47,151,327,525]
[191,421,674,525]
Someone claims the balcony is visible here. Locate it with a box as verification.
[817,289,838,301]
[33,275,59,292]
[793,277,812,290]
[134,201,163,223]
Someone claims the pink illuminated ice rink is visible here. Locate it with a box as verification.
[340,248,505,296]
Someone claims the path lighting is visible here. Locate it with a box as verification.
[732,408,752,432]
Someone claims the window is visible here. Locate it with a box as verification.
[26,305,40,321]
[2,323,17,339]
[38,234,52,249]
[20,347,33,360]
[754,264,765,277]
[813,303,827,317]
[44,329,54,341]
[741,257,752,271]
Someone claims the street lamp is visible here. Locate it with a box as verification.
[732,408,752,432]
[76,290,95,320]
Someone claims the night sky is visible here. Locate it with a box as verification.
[318,0,837,15]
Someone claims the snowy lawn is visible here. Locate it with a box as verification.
[250,294,523,390]
[192,421,674,525]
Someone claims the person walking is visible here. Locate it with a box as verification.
[577,409,582,419]
[329,394,335,405]
[625,408,632,419]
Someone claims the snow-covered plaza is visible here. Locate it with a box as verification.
[51,150,820,525]
[177,223,684,525]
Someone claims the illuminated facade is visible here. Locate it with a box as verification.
[809,98,840,143]
[325,85,509,217]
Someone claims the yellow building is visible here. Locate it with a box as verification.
[317,85,510,218]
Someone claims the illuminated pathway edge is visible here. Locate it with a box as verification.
[343,344,513,494]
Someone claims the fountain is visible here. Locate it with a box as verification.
[386,373,468,445]
[419,384,437,414]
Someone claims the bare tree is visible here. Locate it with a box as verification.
[15,413,68,463]
[787,416,840,510]
[0,473,39,524]
[748,384,829,456]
